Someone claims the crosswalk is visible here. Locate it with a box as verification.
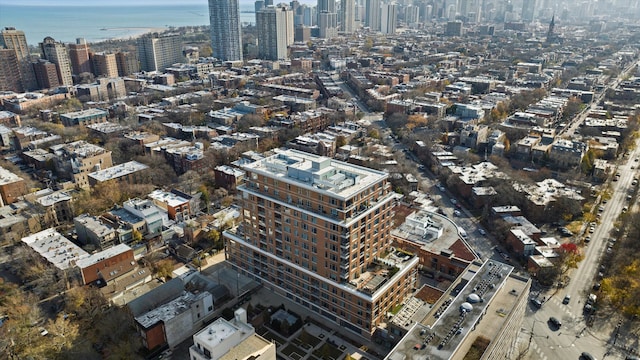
[545,298,581,324]
[530,341,549,360]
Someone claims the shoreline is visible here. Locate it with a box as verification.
[101,26,169,42]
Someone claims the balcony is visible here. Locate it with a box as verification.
[340,251,350,260]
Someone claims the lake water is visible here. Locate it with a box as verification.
[0,3,260,45]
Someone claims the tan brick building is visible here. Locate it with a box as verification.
[224,149,418,338]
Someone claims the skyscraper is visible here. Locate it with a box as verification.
[317,0,338,38]
[40,37,73,87]
[137,34,183,72]
[209,0,243,62]
[341,0,356,33]
[365,0,381,31]
[224,149,418,338]
[256,5,294,60]
[0,27,37,91]
[380,3,397,34]
[522,0,536,22]
[69,38,92,76]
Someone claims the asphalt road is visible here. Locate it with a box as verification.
[519,123,640,360]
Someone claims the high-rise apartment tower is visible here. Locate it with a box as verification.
[224,149,418,338]
[209,0,244,62]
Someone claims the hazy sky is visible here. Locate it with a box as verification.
[0,0,205,5]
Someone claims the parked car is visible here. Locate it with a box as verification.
[563,295,571,304]
[478,229,486,236]
[580,352,596,360]
[548,317,562,328]
[453,210,461,216]
[530,298,543,308]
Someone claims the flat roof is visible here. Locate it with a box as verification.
[192,318,273,360]
[86,122,130,134]
[21,228,89,270]
[60,108,107,119]
[0,166,22,185]
[386,260,518,360]
[135,291,209,328]
[148,189,189,208]
[76,243,132,269]
[243,148,388,200]
[87,161,148,182]
[36,190,72,207]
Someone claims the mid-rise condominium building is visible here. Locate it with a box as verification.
[224,149,418,338]
[137,34,183,72]
[68,38,91,75]
[40,36,73,86]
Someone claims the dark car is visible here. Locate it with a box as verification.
[530,298,542,308]
[579,352,596,360]
[548,317,562,329]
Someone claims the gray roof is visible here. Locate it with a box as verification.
[127,277,184,317]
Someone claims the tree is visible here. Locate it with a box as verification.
[154,259,174,279]
[132,229,143,244]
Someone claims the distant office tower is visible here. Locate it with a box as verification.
[303,6,315,26]
[405,5,420,26]
[522,0,536,21]
[264,0,273,6]
[33,59,61,89]
[137,34,182,72]
[0,49,22,92]
[381,3,397,34]
[255,0,265,13]
[257,5,293,60]
[341,0,356,33]
[365,0,381,31]
[0,27,37,91]
[294,25,311,42]
[40,37,73,87]
[92,52,119,78]
[224,149,418,338]
[115,51,139,76]
[317,0,338,38]
[445,20,463,36]
[69,38,91,76]
[209,0,243,62]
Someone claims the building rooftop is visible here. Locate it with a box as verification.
[387,260,525,360]
[60,108,107,119]
[148,189,190,208]
[76,243,132,269]
[392,210,478,262]
[134,291,210,328]
[0,166,22,185]
[243,148,388,200]
[86,122,130,134]
[21,228,89,270]
[87,161,148,182]
[36,189,72,207]
[52,140,108,158]
[191,316,274,360]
